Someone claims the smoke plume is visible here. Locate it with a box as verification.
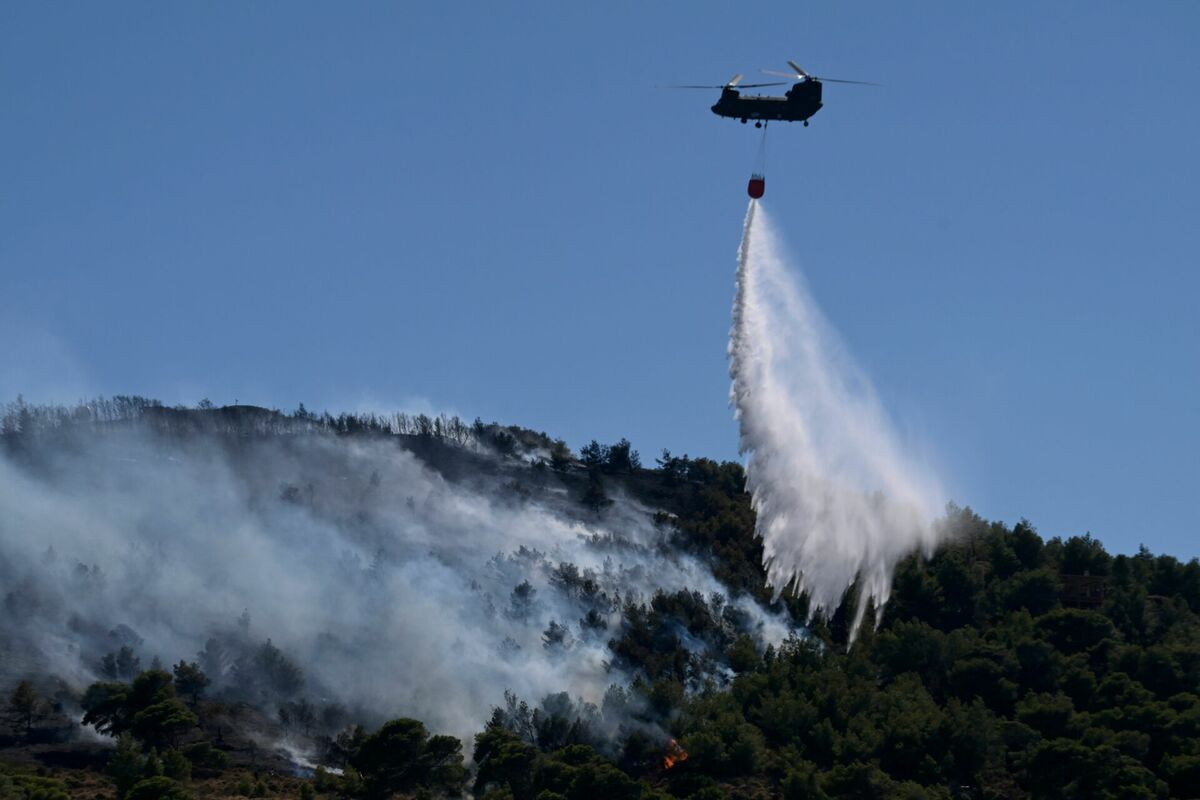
[0,419,789,745]
[729,202,945,640]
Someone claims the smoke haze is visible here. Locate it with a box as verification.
[729,202,945,640]
[0,419,790,745]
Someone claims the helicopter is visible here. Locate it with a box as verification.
[666,61,876,128]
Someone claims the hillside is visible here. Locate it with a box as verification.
[1,398,1198,800]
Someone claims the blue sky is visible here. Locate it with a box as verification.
[2,2,1197,558]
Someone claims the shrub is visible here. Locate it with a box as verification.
[125,778,189,800]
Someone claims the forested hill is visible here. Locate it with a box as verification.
[2,398,1198,800]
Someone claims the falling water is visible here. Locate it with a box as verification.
[729,201,944,641]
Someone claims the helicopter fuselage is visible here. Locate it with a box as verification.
[711,80,823,124]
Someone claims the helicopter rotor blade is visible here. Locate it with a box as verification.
[760,68,880,86]
[786,60,811,79]
[764,59,880,86]
[726,73,743,88]
[817,77,881,86]
[657,80,786,90]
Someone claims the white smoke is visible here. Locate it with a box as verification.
[729,202,945,641]
[0,426,791,744]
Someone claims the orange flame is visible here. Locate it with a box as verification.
[662,738,688,770]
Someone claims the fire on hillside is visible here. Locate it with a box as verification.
[663,738,689,770]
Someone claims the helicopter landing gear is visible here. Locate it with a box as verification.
[803,120,809,127]
[740,118,747,124]
[754,121,762,128]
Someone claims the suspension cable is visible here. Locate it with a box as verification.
[753,122,769,175]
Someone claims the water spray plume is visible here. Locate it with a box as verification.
[729,201,945,641]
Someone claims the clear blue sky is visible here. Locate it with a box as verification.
[2,2,1197,558]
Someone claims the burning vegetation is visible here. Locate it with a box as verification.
[662,738,688,770]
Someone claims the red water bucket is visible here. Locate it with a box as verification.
[747,174,765,199]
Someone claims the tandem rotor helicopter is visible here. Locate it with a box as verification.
[664,61,876,197]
